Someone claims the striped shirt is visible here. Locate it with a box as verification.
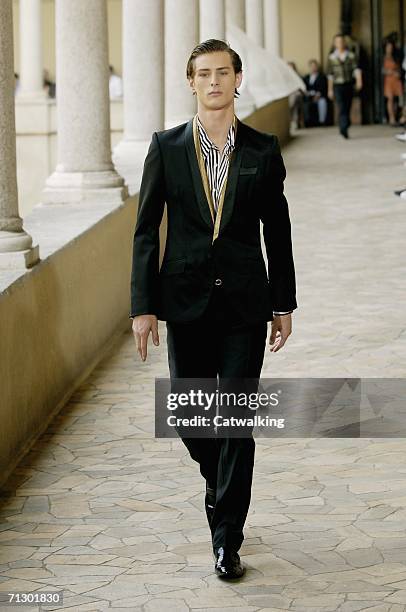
[196,114,235,214]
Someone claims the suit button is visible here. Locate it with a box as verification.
[214,278,222,286]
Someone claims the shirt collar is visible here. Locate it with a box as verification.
[333,49,349,60]
[196,114,236,155]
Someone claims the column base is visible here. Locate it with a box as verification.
[40,170,128,205]
[0,234,39,269]
[112,139,150,196]
[16,89,48,101]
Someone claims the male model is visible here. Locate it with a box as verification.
[130,39,297,579]
[327,34,362,139]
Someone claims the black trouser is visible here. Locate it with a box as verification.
[166,288,268,552]
[334,82,353,134]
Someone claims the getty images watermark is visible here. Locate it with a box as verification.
[165,386,284,429]
[155,378,406,438]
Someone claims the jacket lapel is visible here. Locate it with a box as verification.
[185,117,213,230]
[217,117,244,237]
[184,115,246,237]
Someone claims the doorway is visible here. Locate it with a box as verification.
[370,0,405,122]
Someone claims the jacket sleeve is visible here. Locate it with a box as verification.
[260,135,297,313]
[320,74,328,98]
[326,56,334,79]
[129,132,166,318]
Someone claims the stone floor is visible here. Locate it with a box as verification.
[1,125,406,611]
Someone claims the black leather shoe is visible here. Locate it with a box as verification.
[214,547,245,579]
[205,485,216,525]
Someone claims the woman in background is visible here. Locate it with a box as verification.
[383,40,403,126]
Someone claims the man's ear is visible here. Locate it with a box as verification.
[188,78,195,94]
[236,71,243,89]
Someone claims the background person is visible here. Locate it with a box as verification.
[109,64,123,98]
[303,59,328,127]
[14,72,19,96]
[43,69,56,98]
[327,34,362,139]
[383,40,403,126]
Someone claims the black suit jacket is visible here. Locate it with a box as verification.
[304,72,328,98]
[130,116,297,324]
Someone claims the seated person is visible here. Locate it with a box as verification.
[303,59,328,126]
[43,69,56,99]
[109,65,123,99]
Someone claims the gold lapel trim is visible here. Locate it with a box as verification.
[192,113,238,243]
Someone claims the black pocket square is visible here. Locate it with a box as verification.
[239,166,258,175]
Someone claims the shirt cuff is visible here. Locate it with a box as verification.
[273,311,293,316]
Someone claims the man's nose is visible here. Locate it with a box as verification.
[211,74,219,86]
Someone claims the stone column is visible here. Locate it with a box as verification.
[200,0,226,41]
[42,0,126,205]
[264,0,280,55]
[165,0,198,128]
[245,0,264,46]
[113,0,164,193]
[226,0,245,30]
[17,0,45,99]
[0,0,39,268]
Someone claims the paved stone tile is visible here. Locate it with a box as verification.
[2,127,406,610]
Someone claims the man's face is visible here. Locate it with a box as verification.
[189,51,242,110]
[334,36,345,51]
[309,61,318,74]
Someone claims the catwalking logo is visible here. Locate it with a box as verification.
[167,413,286,429]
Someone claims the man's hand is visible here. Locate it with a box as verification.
[269,314,292,353]
[132,314,159,362]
